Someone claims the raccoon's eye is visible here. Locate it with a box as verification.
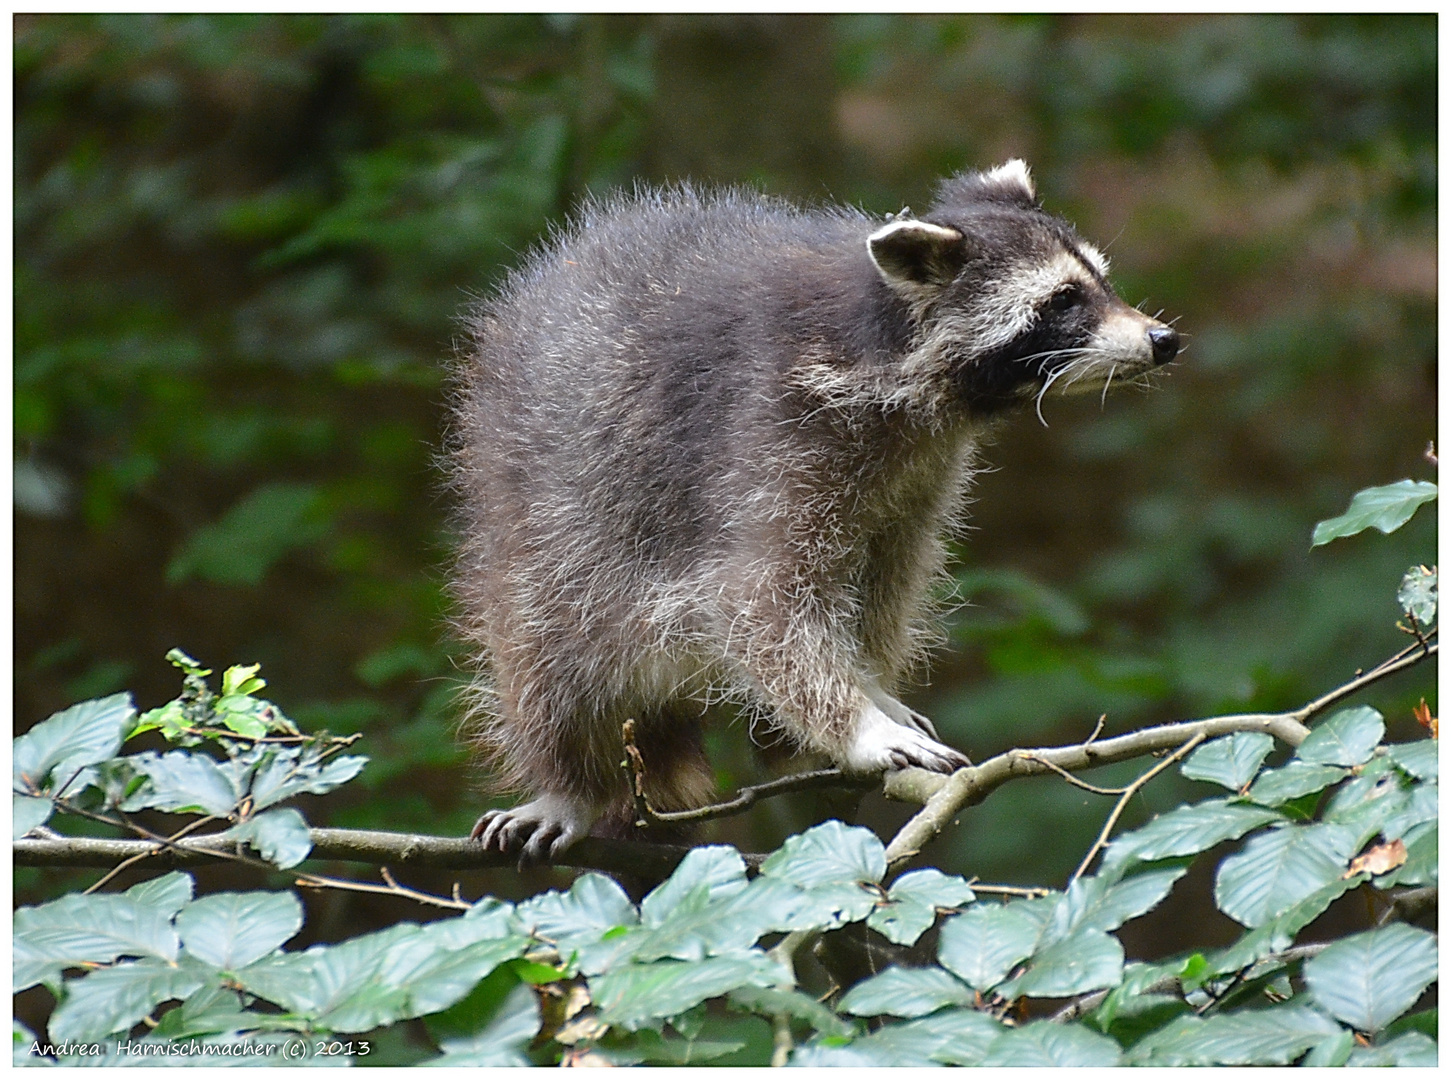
[1047,283,1085,312]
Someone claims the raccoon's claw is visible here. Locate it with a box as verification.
[864,683,940,740]
[470,794,597,864]
[844,702,971,775]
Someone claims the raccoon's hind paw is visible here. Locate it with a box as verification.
[843,702,971,775]
[471,794,599,865]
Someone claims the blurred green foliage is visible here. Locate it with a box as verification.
[15,15,1436,892]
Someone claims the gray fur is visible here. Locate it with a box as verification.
[449,162,1179,860]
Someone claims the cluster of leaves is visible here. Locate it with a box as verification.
[13,649,366,869]
[15,722,1437,1065]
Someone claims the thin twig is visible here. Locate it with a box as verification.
[83,815,220,894]
[1068,733,1205,887]
[295,867,471,911]
[967,882,1052,899]
[1019,751,1128,796]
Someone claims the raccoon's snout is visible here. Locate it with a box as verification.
[1148,325,1181,365]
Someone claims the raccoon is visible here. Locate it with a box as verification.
[451,160,1179,861]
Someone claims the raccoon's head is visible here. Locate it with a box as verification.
[868,160,1180,420]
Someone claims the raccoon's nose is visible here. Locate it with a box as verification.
[1147,325,1181,365]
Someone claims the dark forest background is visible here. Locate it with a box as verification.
[13,14,1436,938]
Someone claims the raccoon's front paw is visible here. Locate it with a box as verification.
[865,683,941,740]
[843,702,971,775]
[471,793,599,865]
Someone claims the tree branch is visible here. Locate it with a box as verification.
[881,640,1436,870]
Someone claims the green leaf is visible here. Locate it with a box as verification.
[866,869,975,946]
[1301,1028,1356,1066]
[759,820,886,888]
[1295,705,1384,767]
[515,873,638,958]
[640,846,749,927]
[1397,565,1437,626]
[125,872,194,920]
[46,957,208,1043]
[121,750,242,816]
[246,749,368,809]
[1245,761,1348,806]
[14,893,180,968]
[1347,1030,1439,1067]
[1311,479,1437,546]
[727,986,854,1037]
[220,807,313,868]
[176,891,303,971]
[978,1021,1123,1067]
[1127,1004,1344,1065]
[13,794,52,839]
[1056,867,1186,935]
[220,663,265,698]
[1215,822,1359,927]
[937,901,1046,991]
[428,980,540,1067]
[590,953,788,1030]
[1303,924,1438,1033]
[997,927,1124,999]
[1204,876,1361,977]
[13,692,135,795]
[850,1006,1005,1066]
[1180,732,1274,790]
[838,964,975,1018]
[610,1027,749,1065]
[1388,738,1438,781]
[1107,798,1284,866]
[236,924,417,1030]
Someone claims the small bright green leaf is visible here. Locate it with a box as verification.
[979,1020,1123,1067]
[14,893,180,967]
[1388,739,1438,781]
[1245,761,1348,806]
[838,964,975,1018]
[13,794,52,838]
[1303,924,1438,1033]
[46,958,207,1043]
[1311,480,1436,546]
[176,891,302,970]
[998,928,1124,999]
[1215,822,1359,927]
[759,820,885,888]
[591,953,788,1030]
[1295,705,1384,767]
[13,692,134,794]
[1180,732,1274,790]
[125,872,194,920]
[1397,564,1437,625]
[1127,1004,1343,1065]
[221,663,264,697]
[937,901,1045,991]
[1107,798,1284,866]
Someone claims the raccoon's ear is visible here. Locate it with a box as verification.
[867,219,966,290]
